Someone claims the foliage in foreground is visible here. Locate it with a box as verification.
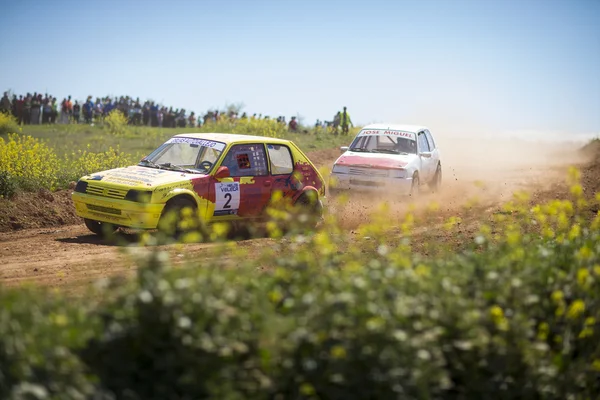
[1,170,599,399]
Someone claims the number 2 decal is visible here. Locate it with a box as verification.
[214,182,240,216]
[223,193,232,209]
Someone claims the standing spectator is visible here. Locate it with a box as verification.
[83,96,94,124]
[142,101,150,126]
[288,116,298,132]
[0,92,11,115]
[150,102,159,127]
[157,107,164,127]
[332,111,341,135]
[73,101,81,123]
[132,100,142,125]
[10,94,17,119]
[30,93,42,124]
[94,97,103,122]
[50,98,58,123]
[15,95,24,124]
[42,97,52,123]
[60,98,69,123]
[66,95,73,117]
[340,106,353,135]
[188,112,196,128]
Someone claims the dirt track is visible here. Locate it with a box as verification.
[0,135,592,293]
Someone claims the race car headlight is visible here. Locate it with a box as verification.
[332,164,348,174]
[125,189,153,203]
[74,180,88,193]
[392,169,407,179]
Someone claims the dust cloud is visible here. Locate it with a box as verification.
[328,118,594,230]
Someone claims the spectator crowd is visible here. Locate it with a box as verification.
[1,90,353,134]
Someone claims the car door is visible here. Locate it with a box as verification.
[417,131,433,182]
[210,143,272,219]
[266,143,298,201]
[424,130,440,169]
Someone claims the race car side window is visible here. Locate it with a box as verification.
[220,144,269,177]
[424,130,436,150]
[266,144,294,175]
[418,132,430,153]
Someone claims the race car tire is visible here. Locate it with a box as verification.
[410,173,420,198]
[157,197,200,239]
[429,163,442,192]
[84,218,117,238]
[294,191,323,230]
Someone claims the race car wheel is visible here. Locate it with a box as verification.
[429,163,442,192]
[158,197,200,239]
[84,218,117,238]
[410,173,420,198]
[294,191,323,230]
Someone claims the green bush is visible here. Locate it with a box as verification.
[200,117,288,138]
[0,113,19,136]
[1,178,599,399]
[0,133,135,194]
[104,109,128,136]
[0,133,60,191]
[0,170,16,198]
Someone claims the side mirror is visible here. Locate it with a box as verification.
[340,146,349,153]
[214,166,230,179]
[420,152,432,158]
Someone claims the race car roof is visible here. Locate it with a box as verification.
[360,124,429,133]
[172,133,292,145]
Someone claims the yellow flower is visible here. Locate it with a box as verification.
[576,246,593,261]
[568,224,581,241]
[570,184,583,198]
[551,290,564,302]
[577,268,590,287]
[415,264,430,277]
[489,305,509,331]
[330,345,347,359]
[566,299,585,319]
[490,305,504,319]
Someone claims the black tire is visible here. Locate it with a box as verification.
[84,218,117,237]
[429,163,442,192]
[294,191,323,230]
[410,173,420,198]
[157,197,199,238]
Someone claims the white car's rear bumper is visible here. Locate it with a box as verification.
[329,173,413,196]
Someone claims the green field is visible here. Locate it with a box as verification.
[11,120,357,158]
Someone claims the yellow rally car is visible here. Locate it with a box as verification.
[72,133,325,236]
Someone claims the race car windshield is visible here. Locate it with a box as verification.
[350,135,417,155]
[140,139,225,174]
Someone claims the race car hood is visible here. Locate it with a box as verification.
[82,165,201,188]
[334,152,416,169]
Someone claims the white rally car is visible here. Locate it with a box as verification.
[329,124,441,196]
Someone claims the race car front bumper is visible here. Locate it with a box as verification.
[329,173,413,196]
[72,192,165,229]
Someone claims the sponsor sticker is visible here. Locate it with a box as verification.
[214,182,240,216]
[167,137,226,151]
[359,129,416,140]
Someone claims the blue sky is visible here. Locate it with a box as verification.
[1,0,598,136]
